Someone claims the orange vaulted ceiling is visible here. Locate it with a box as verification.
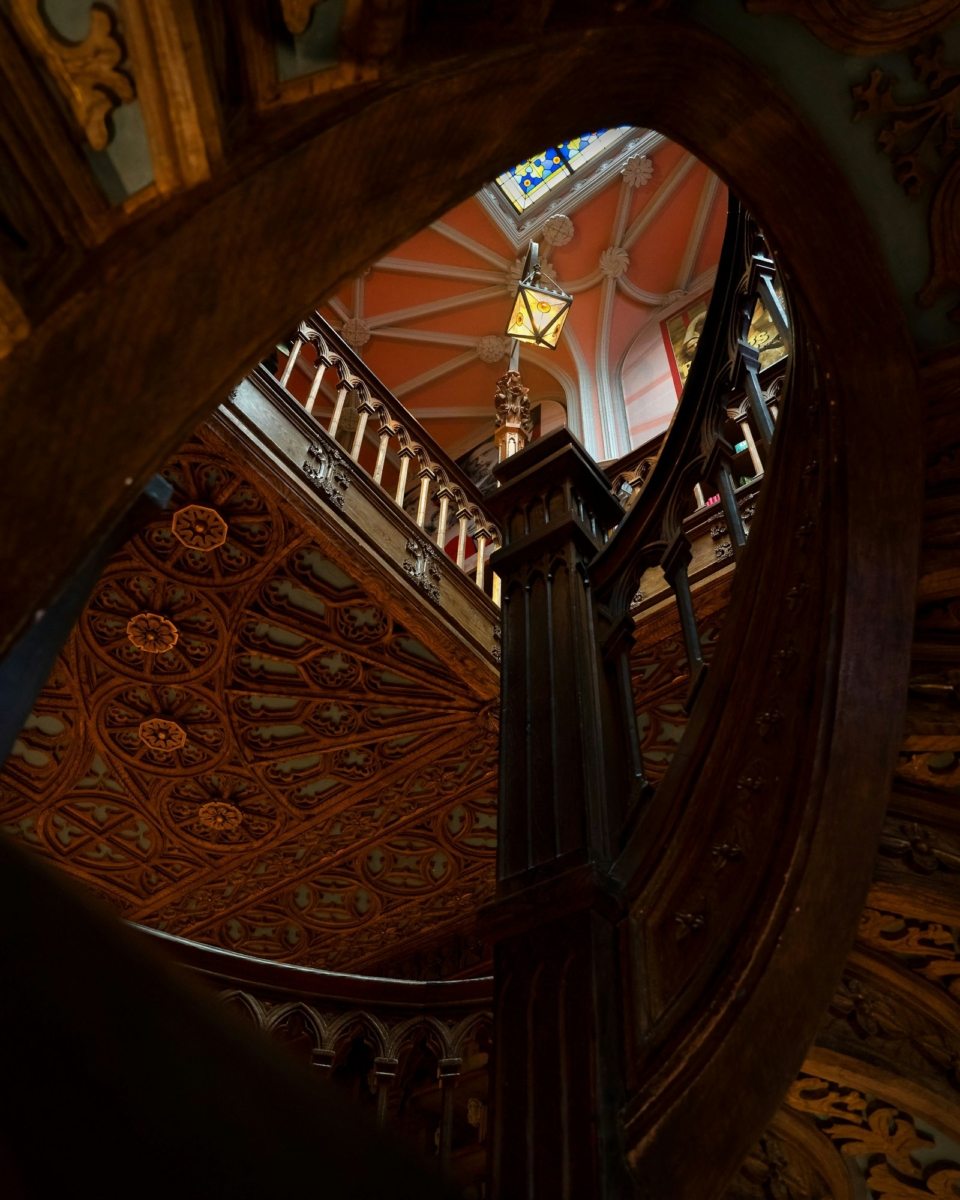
[299,132,727,466]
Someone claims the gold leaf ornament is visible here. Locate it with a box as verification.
[10,1,135,151]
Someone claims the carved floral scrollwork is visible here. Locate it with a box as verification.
[403,536,442,603]
[859,908,960,1000]
[9,0,135,150]
[786,1076,960,1200]
[302,441,351,511]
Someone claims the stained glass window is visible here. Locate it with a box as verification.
[495,128,632,212]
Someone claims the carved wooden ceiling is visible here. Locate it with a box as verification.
[0,421,498,974]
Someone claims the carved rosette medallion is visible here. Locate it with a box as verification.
[126,612,179,653]
[197,801,242,832]
[171,505,229,551]
[138,718,187,752]
[100,684,226,775]
[135,443,279,586]
[82,570,222,680]
[402,537,442,603]
[302,442,351,510]
[161,774,280,847]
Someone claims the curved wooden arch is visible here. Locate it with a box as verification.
[0,16,921,1199]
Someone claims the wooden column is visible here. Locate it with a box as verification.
[485,428,633,1200]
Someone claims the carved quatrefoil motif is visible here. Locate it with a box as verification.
[125,612,178,654]
[171,504,229,551]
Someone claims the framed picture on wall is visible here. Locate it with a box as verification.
[661,295,710,395]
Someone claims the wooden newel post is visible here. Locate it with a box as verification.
[484,428,634,1200]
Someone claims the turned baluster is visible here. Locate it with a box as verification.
[455,508,470,570]
[474,520,494,591]
[394,445,414,507]
[739,340,775,447]
[434,484,454,550]
[415,465,436,529]
[661,530,707,705]
[304,360,327,414]
[327,385,349,440]
[705,438,747,561]
[350,401,373,460]
[739,419,763,477]
[373,422,393,487]
[278,336,302,387]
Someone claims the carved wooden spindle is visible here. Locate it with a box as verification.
[661,530,707,703]
[474,528,489,590]
[455,509,470,569]
[739,341,776,447]
[740,419,764,477]
[754,254,791,350]
[434,485,454,549]
[350,401,372,460]
[373,423,392,485]
[374,1057,398,1128]
[437,1057,461,1174]
[327,385,349,440]
[304,359,327,414]
[486,429,631,1200]
[394,445,414,506]
[415,465,436,529]
[279,337,302,387]
[494,367,532,462]
[706,438,748,560]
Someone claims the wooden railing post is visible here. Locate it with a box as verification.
[484,428,632,1200]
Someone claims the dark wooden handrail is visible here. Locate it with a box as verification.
[140,925,493,1010]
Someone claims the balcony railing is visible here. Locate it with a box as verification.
[272,314,503,603]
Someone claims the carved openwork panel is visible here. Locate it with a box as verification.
[0,423,498,972]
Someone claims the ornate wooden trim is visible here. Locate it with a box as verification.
[803,1045,960,1148]
[8,0,134,150]
[118,0,223,192]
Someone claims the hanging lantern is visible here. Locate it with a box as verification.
[505,242,572,350]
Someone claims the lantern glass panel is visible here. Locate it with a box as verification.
[507,284,571,349]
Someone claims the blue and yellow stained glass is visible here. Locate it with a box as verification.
[495,128,631,213]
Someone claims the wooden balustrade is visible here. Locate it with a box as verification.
[271,314,503,602]
[143,929,494,1192]
[483,196,820,1199]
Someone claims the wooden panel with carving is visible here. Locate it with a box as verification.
[0,420,498,974]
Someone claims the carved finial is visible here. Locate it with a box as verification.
[494,369,532,461]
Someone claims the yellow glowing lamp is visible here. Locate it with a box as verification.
[505,242,572,350]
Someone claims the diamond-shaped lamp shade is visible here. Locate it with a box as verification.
[505,242,572,350]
